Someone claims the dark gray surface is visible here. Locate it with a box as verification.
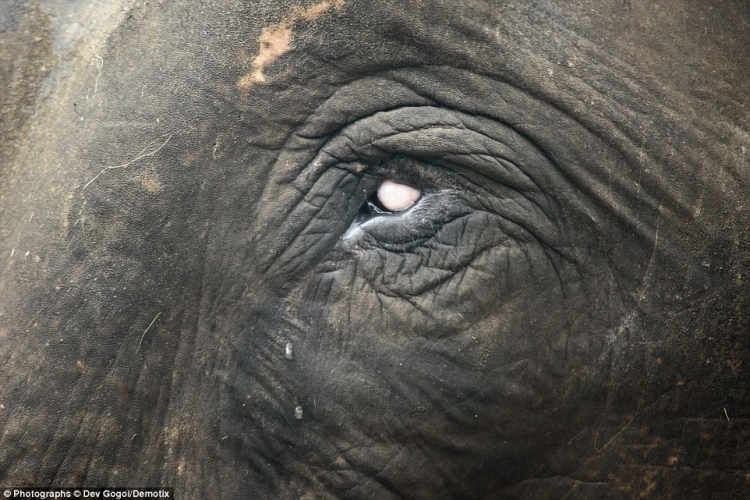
[1,1,748,498]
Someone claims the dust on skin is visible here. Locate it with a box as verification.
[237,0,345,89]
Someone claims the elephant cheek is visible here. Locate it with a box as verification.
[266,241,619,488]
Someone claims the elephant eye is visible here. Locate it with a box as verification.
[371,179,421,213]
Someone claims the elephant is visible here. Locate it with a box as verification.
[1,0,749,498]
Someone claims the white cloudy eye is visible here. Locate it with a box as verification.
[376,179,421,212]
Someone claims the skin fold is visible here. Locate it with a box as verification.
[0,0,748,498]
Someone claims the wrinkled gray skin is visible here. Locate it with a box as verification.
[1,0,749,498]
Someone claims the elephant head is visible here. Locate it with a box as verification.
[0,0,748,498]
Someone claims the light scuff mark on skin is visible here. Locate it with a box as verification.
[136,172,163,193]
[237,0,345,90]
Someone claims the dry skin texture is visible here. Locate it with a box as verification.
[0,0,748,498]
